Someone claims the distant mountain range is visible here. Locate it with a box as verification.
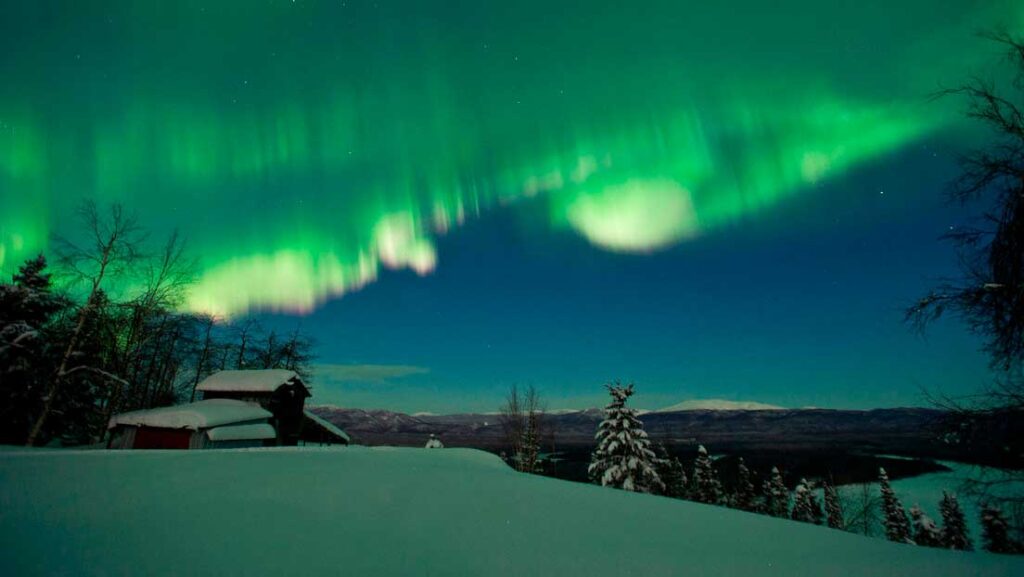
[309,404,960,460]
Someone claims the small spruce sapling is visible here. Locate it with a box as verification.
[910,504,942,547]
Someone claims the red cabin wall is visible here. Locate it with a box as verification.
[132,427,193,449]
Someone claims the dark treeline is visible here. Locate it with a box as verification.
[0,201,314,447]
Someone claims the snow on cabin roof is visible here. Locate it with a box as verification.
[108,399,272,431]
[196,369,303,393]
[303,410,351,443]
[205,423,277,442]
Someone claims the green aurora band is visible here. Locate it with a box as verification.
[1,1,1021,316]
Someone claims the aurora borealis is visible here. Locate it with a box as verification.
[2,1,1021,410]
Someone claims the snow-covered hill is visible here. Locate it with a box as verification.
[2,447,1018,576]
[655,398,785,412]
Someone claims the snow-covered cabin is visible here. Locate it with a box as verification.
[195,369,349,446]
[106,370,349,449]
[107,399,276,449]
[196,369,311,445]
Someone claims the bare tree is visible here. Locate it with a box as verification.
[26,201,143,446]
[908,31,1024,385]
[233,318,259,369]
[190,314,217,402]
[106,230,195,419]
[843,483,883,538]
[907,32,1024,523]
[280,326,315,380]
[498,384,546,473]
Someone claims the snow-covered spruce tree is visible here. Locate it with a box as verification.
[762,466,790,518]
[939,491,973,551]
[910,504,943,547]
[791,479,824,524]
[822,480,844,529]
[731,457,758,512]
[0,255,65,444]
[981,505,1016,554]
[690,445,723,505]
[588,382,664,494]
[655,445,688,499]
[878,468,914,544]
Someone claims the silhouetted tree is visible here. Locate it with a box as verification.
[654,445,688,499]
[0,255,66,444]
[907,35,1024,530]
[823,479,844,529]
[27,201,142,446]
[689,445,723,505]
[940,491,973,551]
[731,457,758,512]
[981,504,1017,553]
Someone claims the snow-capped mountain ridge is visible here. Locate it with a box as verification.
[654,399,785,412]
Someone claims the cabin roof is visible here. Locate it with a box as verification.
[108,399,272,431]
[196,369,304,394]
[303,410,351,443]
[205,423,277,442]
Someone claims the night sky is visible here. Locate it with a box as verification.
[2,1,1021,412]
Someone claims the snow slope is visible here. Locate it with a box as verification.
[1,447,1020,577]
[656,398,785,412]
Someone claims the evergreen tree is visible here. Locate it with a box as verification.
[655,445,688,499]
[791,478,824,524]
[939,491,973,551]
[731,457,757,512]
[822,480,844,529]
[879,468,914,544]
[762,466,789,518]
[689,445,723,505]
[0,255,65,444]
[910,504,943,547]
[588,382,663,494]
[980,505,1016,554]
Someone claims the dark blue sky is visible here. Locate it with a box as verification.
[260,136,991,413]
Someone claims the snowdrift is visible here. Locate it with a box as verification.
[1,447,1020,577]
